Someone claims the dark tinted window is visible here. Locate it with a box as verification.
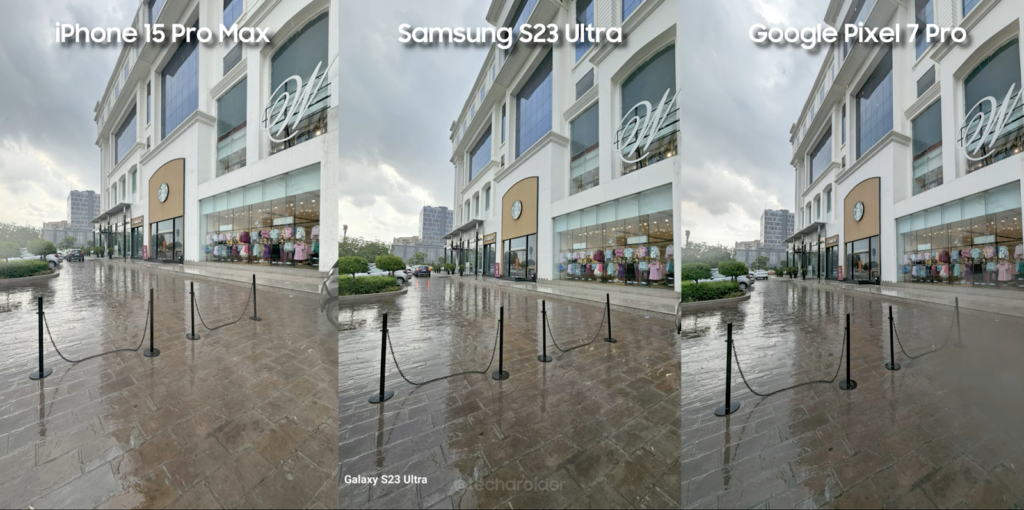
[856,49,893,158]
[917,66,935,97]
[575,69,594,100]
[516,52,553,157]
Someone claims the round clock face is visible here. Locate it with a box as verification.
[511,200,523,220]
[157,183,169,203]
[853,201,864,222]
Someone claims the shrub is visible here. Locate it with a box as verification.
[680,280,742,302]
[374,254,405,275]
[338,275,401,296]
[338,256,370,280]
[679,262,712,286]
[26,239,56,259]
[718,259,748,281]
[0,259,52,279]
[0,241,20,261]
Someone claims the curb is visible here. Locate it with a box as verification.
[0,270,60,287]
[339,286,409,305]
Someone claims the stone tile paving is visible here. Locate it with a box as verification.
[338,276,682,508]
[680,278,1024,508]
[0,260,338,508]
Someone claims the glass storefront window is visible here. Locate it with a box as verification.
[516,52,553,158]
[162,25,199,138]
[552,184,673,288]
[856,49,893,158]
[268,13,329,155]
[570,103,599,195]
[898,181,1024,288]
[217,78,247,177]
[150,218,181,262]
[963,40,1023,174]
[199,165,321,269]
[115,107,137,164]
[620,45,677,175]
[912,100,943,195]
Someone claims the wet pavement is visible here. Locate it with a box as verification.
[338,276,682,508]
[679,278,1024,508]
[0,259,338,508]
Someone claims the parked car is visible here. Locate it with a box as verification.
[753,269,769,280]
[355,267,409,285]
[412,265,431,277]
[20,252,62,269]
[66,249,86,262]
[701,272,753,291]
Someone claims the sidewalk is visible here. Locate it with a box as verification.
[92,257,328,295]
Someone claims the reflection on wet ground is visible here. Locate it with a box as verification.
[338,276,682,508]
[680,278,1024,508]
[0,260,337,508]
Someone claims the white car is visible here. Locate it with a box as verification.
[355,267,409,285]
[753,270,769,280]
[20,252,62,269]
[702,272,753,290]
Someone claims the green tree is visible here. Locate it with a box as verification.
[409,251,427,265]
[59,236,76,250]
[436,256,445,266]
[754,255,769,270]
[87,240,94,248]
[338,256,370,280]
[678,241,734,267]
[0,241,20,262]
[0,223,42,248]
[374,254,405,276]
[339,237,392,261]
[679,262,712,287]
[27,239,56,260]
[718,259,748,282]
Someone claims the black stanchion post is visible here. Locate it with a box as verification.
[144,288,160,357]
[954,297,963,348]
[714,323,739,416]
[885,305,899,370]
[538,300,551,362]
[604,293,616,343]
[186,282,200,340]
[839,313,856,390]
[250,274,262,321]
[369,313,394,403]
[492,306,509,380]
[29,297,52,380]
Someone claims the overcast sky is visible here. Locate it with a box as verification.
[338,0,827,247]
[0,0,136,227]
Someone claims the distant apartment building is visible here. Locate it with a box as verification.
[418,206,453,245]
[68,190,101,230]
[760,209,795,249]
[734,239,761,250]
[393,236,419,246]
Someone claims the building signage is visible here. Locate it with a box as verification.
[573,242,587,249]
[826,235,839,247]
[616,88,682,164]
[626,235,649,244]
[131,216,144,228]
[917,243,932,250]
[272,216,295,226]
[974,235,995,244]
[958,83,1023,161]
[261,57,336,143]
[483,233,496,245]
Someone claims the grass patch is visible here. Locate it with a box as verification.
[0,259,53,279]
[680,280,743,303]
[338,275,402,296]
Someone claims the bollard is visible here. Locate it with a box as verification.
[185,282,200,340]
[29,297,53,380]
[604,294,617,343]
[714,323,739,416]
[885,305,899,370]
[839,313,856,390]
[144,288,160,357]
[954,297,963,348]
[538,300,552,362]
[249,274,262,321]
[492,306,509,380]
[369,313,394,403]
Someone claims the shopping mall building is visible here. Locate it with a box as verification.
[443,0,684,292]
[786,0,1024,291]
[91,0,338,276]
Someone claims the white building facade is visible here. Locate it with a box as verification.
[787,0,1024,292]
[92,0,338,275]
[444,0,684,293]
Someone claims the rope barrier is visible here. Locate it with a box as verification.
[43,302,150,364]
[385,322,500,386]
[731,328,846,398]
[545,304,607,353]
[892,314,955,360]
[193,285,253,331]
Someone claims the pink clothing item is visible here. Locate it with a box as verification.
[283,227,294,239]
[294,243,308,261]
[998,261,1012,281]
[648,261,663,280]
[984,245,997,258]
[961,248,971,258]
[614,248,624,257]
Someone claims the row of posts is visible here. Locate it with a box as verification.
[29,275,261,381]
[368,293,617,404]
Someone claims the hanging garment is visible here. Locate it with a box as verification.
[586,264,594,276]
[650,246,661,260]
[270,228,281,240]
[1017,244,1024,259]
[624,247,635,259]
[593,249,604,262]
[239,231,250,243]
[283,227,294,239]
[614,248,624,258]
[626,263,635,279]
[999,245,1010,260]
[262,243,271,259]
[938,250,950,263]
[998,261,1012,281]
[617,263,625,278]
[940,264,950,278]
[954,264,962,277]
[294,243,308,261]
[1018,261,1024,274]
[902,265,910,274]
[606,262,614,275]
[970,247,982,259]
[666,245,674,257]
[595,264,603,277]
[637,246,648,258]
[558,263,565,272]
[261,229,270,239]
[903,254,912,265]
[649,261,663,280]
[638,261,649,271]
[984,245,996,258]
[961,248,971,258]
[311,225,319,238]
[312,241,318,253]
[951,250,960,262]
[296,226,306,240]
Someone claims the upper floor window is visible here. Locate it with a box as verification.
[516,52,552,158]
[962,39,1022,174]
[915,0,934,59]
[223,43,242,75]
[815,196,820,220]
[132,169,137,195]
[912,100,943,195]
[268,13,329,155]
[620,45,677,175]
[161,26,199,138]
[146,82,151,124]
[485,187,491,211]
[810,129,832,184]
[856,49,893,158]
[841,103,847,143]
[507,0,538,54]
[576,69,595,100]
[575,0,594,61]
[623,0,643,22]
[963,0,981,17]
[149,0,165,24]
[470,127,492,181]
[570,103,599,195]
[223,0,242,27]
[501,104,506,143]
[826,189,832,213]
[115,106,137,165]
[217,78,247,177]
[123,62,129,82]
[842,0,874,58]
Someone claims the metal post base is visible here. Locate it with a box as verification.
[839,379,857,390]
[885,362,901,371]
[29,367,53,380]
[537,355,552,362]
[185,333,200,341]
[250,316,262,322]
[604,337,617,343]
[368,390,394,404]
[143,348,161,357]
[714,402,740,416]
[491,370,509,380]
